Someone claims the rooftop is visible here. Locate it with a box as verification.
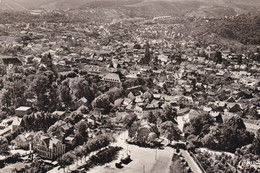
[15,106,32,111]
[2,57,22,65]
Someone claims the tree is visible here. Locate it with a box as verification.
[71,78,95,103]
[133,44,141,49]
[237,54,243,65]
[0,89,12,108]
[251,129,260,155]
[1,73,27,109]
[57,156,66,173]
[75,120,88,145]
[163,103,177,122]
[106,87,124,103]
[64,152,76,172]
[0,136,10,156]
[73,147,85,165]
[22,112,61,132]
[75,147,85,163]
[25,159,48,173]
[214,51,222,64]
[184,113,214,137]
[58,152,75,173]
[91,94,111,113]
[78,105,89,114]
[201,122,254,152]
[148,112,157,124]
[225,116,246,130]
[58,85,72,108]
[160,121,182,144]
[31,74,51,111]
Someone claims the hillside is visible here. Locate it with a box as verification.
[0,0,28,11]
[207,11,260,45]
[0,0,260,18]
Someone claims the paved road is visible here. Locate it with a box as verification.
[89,131,174,173]
[180,149,203,173]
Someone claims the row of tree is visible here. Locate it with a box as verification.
[57,134,114,171]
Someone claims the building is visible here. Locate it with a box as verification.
[75,97,88,109]
[40,53,53,67]
[15,106,32,117]
[34,135,65,160]
[11,132,35,149]
[1,57,23,72]
[134,106,143,119]
[102,73,122,87]
[64,135,76,147]
[11,117,23,133]
[52,111,66,117]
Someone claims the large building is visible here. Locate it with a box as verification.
[102,73,122,87]
[1,56,23,72]
[33,134,65,160]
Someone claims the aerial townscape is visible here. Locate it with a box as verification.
[0,0,260,173]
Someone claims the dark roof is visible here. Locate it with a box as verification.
[2,58,22,65]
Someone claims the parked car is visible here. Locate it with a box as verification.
[115,161,123,168]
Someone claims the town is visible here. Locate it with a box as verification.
[0,5,260,173]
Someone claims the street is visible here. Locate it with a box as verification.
[180,149,203,173]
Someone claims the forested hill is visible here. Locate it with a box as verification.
[207,11,260,45]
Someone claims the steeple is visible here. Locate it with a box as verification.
[144,41,151,64]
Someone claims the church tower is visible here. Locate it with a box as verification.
[144,41,151,63]
[139,41,151,64]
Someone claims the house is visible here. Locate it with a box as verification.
[116,111,130,122]
[34,134,65,160]
[153,94,161,100]
[15,106,32,117]
[76,97,88,108]
[135,95,144,104]
[134,106,144,119]
[52,111,66,117]
[146,100,161,110]
[61,123,73,134]
[64,135,76,147]
[0,127,11,137]
[123,98,132,106]
[11,117,23,133]
[179,96,193,106]
[143,91,152,100]
[158,54,168,63]
[1,57,23,72]
[127,92,135,101]
[125,70,140,79]
[228,104,242,113]
[226,96,236,103]
[87,118,96,129]
[114,98,124,108]
[11,132,35,149]
[126,104,135,111]
[189,109,201,119]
